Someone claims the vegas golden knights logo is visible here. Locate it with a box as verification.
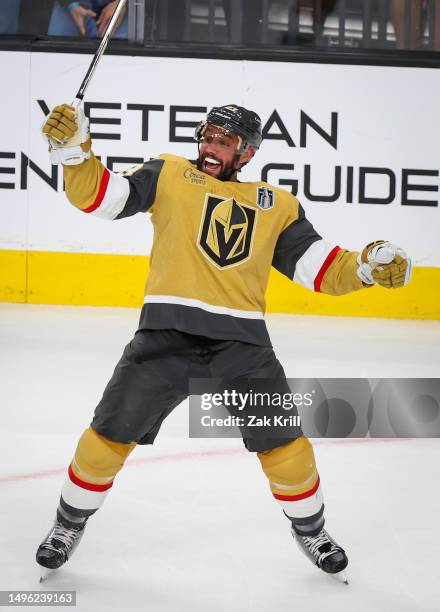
[198,195,257,269]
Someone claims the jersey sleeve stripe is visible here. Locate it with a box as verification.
[82,168,110,213]
[271,211,323,281]
[314,246,342,292]
[293,239,338,291]
[89,171,131,220]
[115,158,165,219]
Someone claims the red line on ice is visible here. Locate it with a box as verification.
[0,438,416,486]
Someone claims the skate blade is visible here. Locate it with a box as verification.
[39,566,53,583]
[331,570,349,585]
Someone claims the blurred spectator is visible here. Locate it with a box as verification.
[0,0,20,34]
[222,0,338,45]
[163,0,338,45]
[1,1,57,36]
[283,0,339,46]
[390,0,440,50]
[18,0,55,36]
[48,0,128,38]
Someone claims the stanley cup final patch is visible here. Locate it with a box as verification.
[198,194,257,269]
[256,187,275,211]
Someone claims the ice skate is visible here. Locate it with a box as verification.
[36,514,87,573]
[292,527,349,584]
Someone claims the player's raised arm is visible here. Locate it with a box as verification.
[272,201,412,294]
[42,104,163,219]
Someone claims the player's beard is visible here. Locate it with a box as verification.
[196,151,241,182]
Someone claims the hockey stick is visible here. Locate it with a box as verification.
[71,0,128,111]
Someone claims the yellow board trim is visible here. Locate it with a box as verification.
[266,266,440,320]
[0,250,27,303]
[1,249,439,319]
[27,251,149,307]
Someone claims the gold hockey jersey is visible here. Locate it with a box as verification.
[63,153,364,346]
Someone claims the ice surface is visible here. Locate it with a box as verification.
[0,304,439,612]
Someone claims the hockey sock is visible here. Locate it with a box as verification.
[59,427,136,520]
[257,437,324,536]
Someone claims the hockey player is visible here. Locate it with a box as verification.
[37,103,412,582]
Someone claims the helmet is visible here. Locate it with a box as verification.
[195,104,262,153]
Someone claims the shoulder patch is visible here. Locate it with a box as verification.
[256,186,275,211]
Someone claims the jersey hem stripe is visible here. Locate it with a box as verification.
[143,295,264,320]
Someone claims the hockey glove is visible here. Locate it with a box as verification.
[357,240,412,288]
[42,104,91,166]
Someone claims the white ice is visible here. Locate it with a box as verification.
[0,303,439,612]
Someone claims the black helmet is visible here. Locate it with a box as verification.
[195,104,262,153]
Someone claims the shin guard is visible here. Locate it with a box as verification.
[59,427,136,522]
[258,437,324,536]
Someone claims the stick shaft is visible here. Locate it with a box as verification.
[72,0,128,110]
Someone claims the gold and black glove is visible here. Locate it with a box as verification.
[42,104,91,166]
[357,240,412,288]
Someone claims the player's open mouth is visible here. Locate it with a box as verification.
[203,156,222,173]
